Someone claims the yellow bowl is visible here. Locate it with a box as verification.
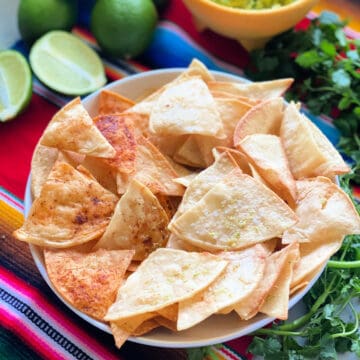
[182,0,319,50]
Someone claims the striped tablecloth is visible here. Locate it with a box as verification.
[1,1,359,359]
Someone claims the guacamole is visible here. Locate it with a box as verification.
[210,0,296,9]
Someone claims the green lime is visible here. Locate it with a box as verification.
[91,0,158,59]
[0,50,32,122]
[29,31,106,96]
[18,0,77,44]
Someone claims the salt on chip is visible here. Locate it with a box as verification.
[177,245,267,330]
[116,136,185,196]
[237,134,297,207]
[13,161,118,247]
[94,179,170,261]
[170,169,297,251]
[233,97,284,146]
[149,77,224,138]
[259,243,299,320]
[40,97,116,158]
[208,78,293,100]
[94,114,137,174]
[282,177,360,244]
[280,102,350,179]
[104,248,228,321]
[98,89,135,115]
[234,242,299,320]
[44,248,134,321]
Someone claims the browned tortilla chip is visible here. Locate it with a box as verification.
[98,89,135,115]
[14,162,118,247]
[94,114,137,174]
[281,102,350,178]
[44,248,134,320]
[40,97,116,158]
[237,134,297,207]
[105,248,228,321]
[94,179,170,261]
[170,170,297,251]
[117,136,185,196]
[283,177,360,244]
[233,97,284,146]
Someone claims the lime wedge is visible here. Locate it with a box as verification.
[29,31,106,96]
[0,50,32,122]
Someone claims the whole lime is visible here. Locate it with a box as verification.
[91,0,158,59]
[18,0,77,44]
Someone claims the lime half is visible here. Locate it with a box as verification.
[29,31,106,96]
[0,50,32,122]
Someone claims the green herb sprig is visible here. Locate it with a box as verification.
[245,11,360,178]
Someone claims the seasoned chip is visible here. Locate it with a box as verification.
[171,170,297,251]
[233,97,284,146]
[283,177,360,244]
[177,245,266,330]
[94,180,170,261]
[40,97,116,158]
[98,89,135,115]
[104,248,228,321]
[208,78,293,100]
[281,102,350,178]
[14,162,118,247]
[237,134,297,207]
[94,114,137,174]
[149,77,224,138]
[44,248,134,320]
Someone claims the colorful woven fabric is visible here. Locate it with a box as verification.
[1,1,359,359]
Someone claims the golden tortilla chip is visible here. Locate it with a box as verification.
[283,177,360,244]
[173,135,207,168]
[148,134,188,157]
[237,134,297,207]
[149,77,224,138]
[177,245,267,330]
[166,233,202,252]
[233,97,284,146]
[104,248,228,321]
[207,78,293,100]
[157,303,178,322]
[213,147,252,175]
[98,89,135,115]
[280,102,350,178]
[94,114,137,174]
[14,162,118,247]
[210,90,260,106]
[173,172,200,188]
[94,179,170,261]
[117,136,185,196]
[40,97,116,158]
[170,170,297,251]
[44,248,134,320]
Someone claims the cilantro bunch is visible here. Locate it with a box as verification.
[245,11,360,182]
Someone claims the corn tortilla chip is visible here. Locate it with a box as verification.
[98,89,135,115]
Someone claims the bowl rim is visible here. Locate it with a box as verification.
[185,0,318,15]
[26,67,325,348]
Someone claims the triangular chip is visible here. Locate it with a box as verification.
[170,170,297,251]
[94,179,170,261]
[98,89,135,115]
[237,134,297,207]
[177,245,266,330]
[234,242,299,320]
[213,147,252,175]
[259,243,299,320]
[173,135,207,168]
[14,162,118,247]
[40,97,116,158]
[148,134,188,157]
[116,136,185,196]
[280,102,350,178]
[104,248,228,321]
[282,177,360,244]
[149,77,224,138]
[44,248,134,320]
[233,97,284,146]
[94,114,137,174]
[208,78,293,100]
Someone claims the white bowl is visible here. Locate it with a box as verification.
[26,69,324,348]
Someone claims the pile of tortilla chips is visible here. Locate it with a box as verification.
[13,59,360,349]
